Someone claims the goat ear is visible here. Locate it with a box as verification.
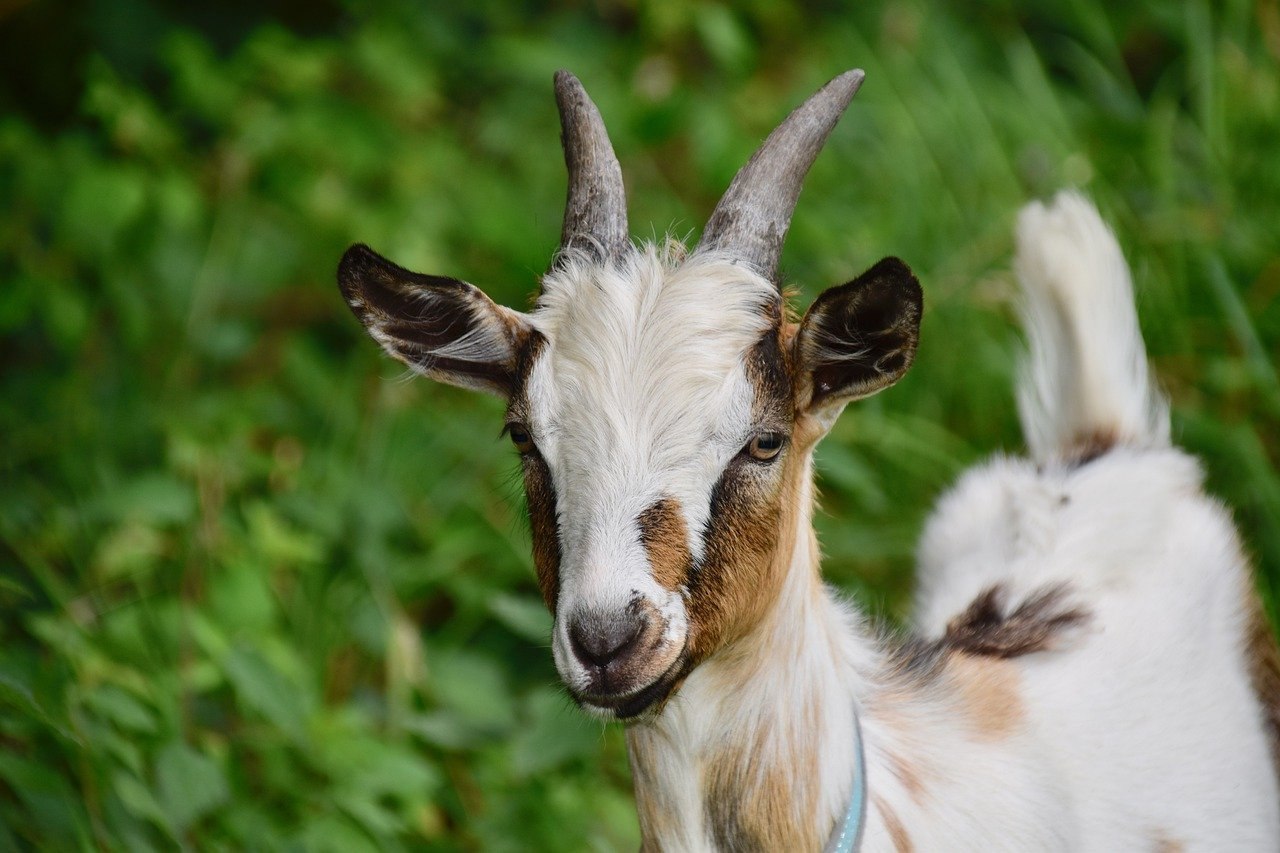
[338,244,533,398]
[794,256,923,416]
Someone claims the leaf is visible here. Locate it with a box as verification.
[106,474,197,526]
[244,501,326,566]
[94,521,168,580]
[0,753,89,838]
[222,647,309,738]
[508,687,602,778]
[154,740,229,831]
[0,669,80,745]
[59,163,148,258]
[83,684,157,734]
[487,593,552,643]
[111,768,171,833]
[298,813,383,853]
[207,559,277,634]
[427,647,515,733]
[403,709,482,750]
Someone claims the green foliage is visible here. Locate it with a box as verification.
[2,0,1277,848]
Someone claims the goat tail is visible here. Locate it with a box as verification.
[1012,191,1170,465]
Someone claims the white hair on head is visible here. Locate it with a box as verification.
[528,243,779,559]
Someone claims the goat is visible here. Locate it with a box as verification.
[337,69,1280,850]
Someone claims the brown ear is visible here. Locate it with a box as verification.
[795,256,923,414]
[338,244,533,398]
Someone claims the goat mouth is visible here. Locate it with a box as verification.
[572,655,689,720]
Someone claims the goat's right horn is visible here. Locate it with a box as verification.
[554,70,629,264]
[697,69,865,284]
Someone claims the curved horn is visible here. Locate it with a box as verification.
[554,70,629,263]
[697,69,865,283]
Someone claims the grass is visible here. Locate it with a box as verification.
[1,0,1277,848]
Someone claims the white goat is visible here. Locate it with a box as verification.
[338,70,1280,850]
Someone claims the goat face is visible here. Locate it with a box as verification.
[338,71,922,720]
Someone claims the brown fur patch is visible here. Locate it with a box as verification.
[1065,428,1119,467]
[685,458,786,661]
[523,454,561,609]
[505,333,561,610]
[873,794,915,853]
[704,740,822,852]
[745,321,794,427]
[682,327,797,664]
[944,583,1089,658]
[1150,830,1185,853]
[503,329,547,425]
[886,749,926,802]
[638,497,692,592]
[1242,579,1280,778]
[946,653,1024,740]
[628,738,673,851]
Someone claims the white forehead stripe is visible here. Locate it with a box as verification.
[525,245,778,575]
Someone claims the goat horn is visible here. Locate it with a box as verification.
[697,69,865,283]
[554,70,629,264]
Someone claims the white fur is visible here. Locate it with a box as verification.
[902,193,1278,849]
[1014,191,1169,461]
[608,194,1277,849]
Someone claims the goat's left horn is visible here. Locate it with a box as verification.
[697,69,865,284]
[554,70,629,264]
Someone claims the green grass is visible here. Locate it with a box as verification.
[2,0,1278,849]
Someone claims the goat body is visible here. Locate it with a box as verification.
[338,71,1280,850]
[627,193,1280,851]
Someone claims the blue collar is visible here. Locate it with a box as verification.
[824,707,867,853]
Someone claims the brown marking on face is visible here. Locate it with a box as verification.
[873,794,915,853]
[946,653,1024,740]
[1151,831,1185,853]
[685,462,780,658]
[943,583,1089,658]
[681,326,798,664]
[627,320,853,848]
[505,333,562,610]
[523,454,560,609]
[684,450,794,664]
[504,329,547,425]
[638,497,692,593]
[745,316,794,427]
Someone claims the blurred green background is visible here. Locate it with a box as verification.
[2,0,1278,849]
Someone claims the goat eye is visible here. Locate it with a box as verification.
[508,423,535,454]
[747,432,785,461]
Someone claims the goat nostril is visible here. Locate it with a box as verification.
[568,613,647,668]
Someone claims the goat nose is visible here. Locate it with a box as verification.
[568,610,646,668]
